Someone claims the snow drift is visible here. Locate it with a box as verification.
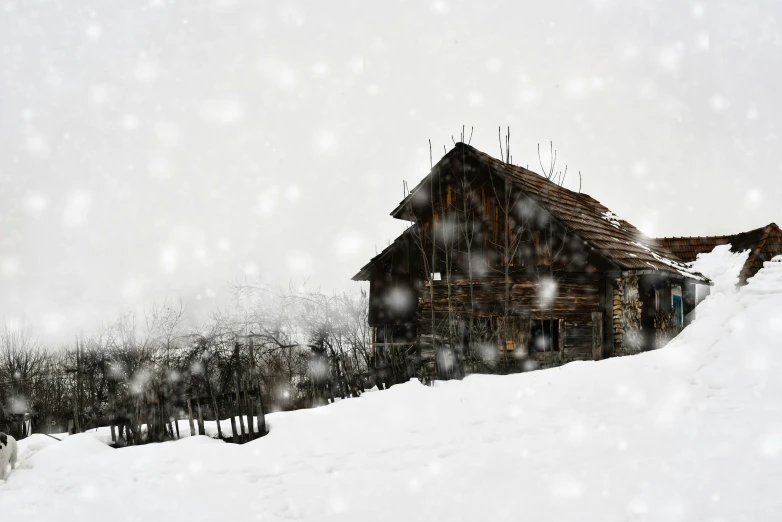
[2,254,782,521]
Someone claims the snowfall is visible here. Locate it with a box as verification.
[2,247,782,522]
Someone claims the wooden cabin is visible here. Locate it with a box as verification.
[353,143,711,382]
[657,223,782,285]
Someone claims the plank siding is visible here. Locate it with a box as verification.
[419,276,600,318]
[355,143,712,381]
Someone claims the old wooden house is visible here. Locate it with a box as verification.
[657,223,782,285]
[353,143,711,382]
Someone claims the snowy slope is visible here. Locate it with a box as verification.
[2,257,782,521]
[690,244,750,294]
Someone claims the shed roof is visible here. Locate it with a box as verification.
[657,223,782,284]
[381,143,707,282]
[352,227,412,281]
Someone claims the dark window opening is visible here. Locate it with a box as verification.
[530,319,559,352]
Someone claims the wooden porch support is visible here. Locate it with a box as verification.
[682,282,697,327]
[591,311,603,361]
[603,278,614,359]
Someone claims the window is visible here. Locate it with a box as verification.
[431,272,442,281]
[530,319,559,352]
[672,286,683,325]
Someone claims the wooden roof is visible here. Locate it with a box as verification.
[382,143,707,282]
[352,228,412,281]
[657,223,782,284]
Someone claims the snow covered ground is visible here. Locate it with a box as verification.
[2,253,782,521]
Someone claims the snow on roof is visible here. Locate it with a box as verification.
[657,223,782,285]
[688,244,750,294]
[600,211,622,230]
[630,241,709,282]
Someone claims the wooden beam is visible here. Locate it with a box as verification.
[558,318,565,362]
[603,278,614,358]
[591,311,603,361]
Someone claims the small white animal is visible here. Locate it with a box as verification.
[0,432,18,480]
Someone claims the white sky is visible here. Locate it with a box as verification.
[1,0,781,343]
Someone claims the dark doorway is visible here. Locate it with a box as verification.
[530,319,559,353]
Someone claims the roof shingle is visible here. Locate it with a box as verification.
[657,223,782,284]
[447,144,706,280]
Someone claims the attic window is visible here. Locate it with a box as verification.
[431,272,442,281]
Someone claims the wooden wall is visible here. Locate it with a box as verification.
[415,273,602,368]
[419,275,600,319]
[367,234,420,326]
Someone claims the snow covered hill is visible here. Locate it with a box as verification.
[2,255,782,522]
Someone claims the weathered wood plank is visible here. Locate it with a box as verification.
[558,318,565,361]
[592,311,603,360]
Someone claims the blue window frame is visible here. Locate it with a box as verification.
[672,294,683,325]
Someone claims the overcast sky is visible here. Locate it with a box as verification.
[1,0,781,343]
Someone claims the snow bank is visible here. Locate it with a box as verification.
[690,243,750,294]
[13,434,62,463]
[2,258,782,521]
